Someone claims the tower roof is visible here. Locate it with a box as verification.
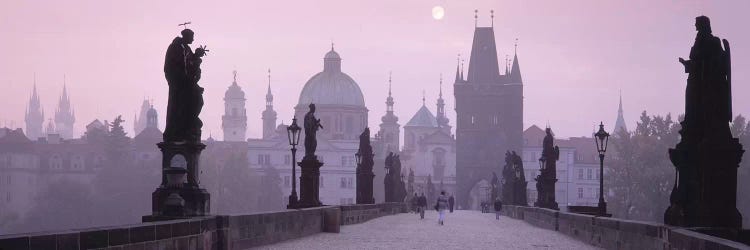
[467,27,500,83]
[509,49,523,83]
[225,70,245,99]
[405,105,438,128]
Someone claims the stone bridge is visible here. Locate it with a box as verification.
[1,203,749,250]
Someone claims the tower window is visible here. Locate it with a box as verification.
[232,108,237,116]
[471,116,475,125]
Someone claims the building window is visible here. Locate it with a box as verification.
[492,115,499,125]
[587,169,592,180]
[578,169,583,179]
[6,192,10,202]
[340,177,346,188]
[340,198,346,205]
[347,198,353,204]
[319,176,324,188]
[347,177,353,188]
[345,116,353,134]
[258,154,271,165]
[578,188,583,198]
[471,116,475,125]
[284,155,291,165]
[341,156,347,167]
[284,176,290,187]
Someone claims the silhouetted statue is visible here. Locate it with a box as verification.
[501,151,515,205]
[384,152,394,202]
[304,103,323,157]
[163,29,208,143]
[535,127,559,210]
[679,15,732,141]
[666,16,743,228]
[356,128,375,204]
[512,151,528,206]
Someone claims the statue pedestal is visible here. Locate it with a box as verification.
[356,167,375,204]
[535,177,559,210]
[143,141,211,222]
[665,137,743,228]
[298,155,323,208]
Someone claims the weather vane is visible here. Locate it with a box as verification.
[178,21,191,29]
[474,10,479,27]
[491,10,495,27]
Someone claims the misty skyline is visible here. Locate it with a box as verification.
[1,0,749,140]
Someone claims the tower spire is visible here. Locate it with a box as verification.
[439,74,443,98]
[232,70,238,86]
[461,59,465,81]
[490,10,494,27]
[422,90,426,106]
[614,90,628,133]
[455,54,461,83]
[474,9,478,27]
[510,39,523,83]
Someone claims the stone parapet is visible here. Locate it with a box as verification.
[0,202,407,250]
[501,205,749,250]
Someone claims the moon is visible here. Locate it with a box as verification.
[432,6,445,20]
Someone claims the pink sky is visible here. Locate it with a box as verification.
[1,0,748,139]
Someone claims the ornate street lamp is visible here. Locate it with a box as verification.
[594,122,610,216]
[355,151,362,166]
[538,156,546,171]
[286,117,302,209]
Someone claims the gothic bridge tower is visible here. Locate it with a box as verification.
[454,12,523,209]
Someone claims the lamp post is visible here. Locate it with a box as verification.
[538,156,546,171]
[286,117,301,209]
[594,122,610,216]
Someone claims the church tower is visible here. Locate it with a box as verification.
[454,11,523,208]
[222,71,247,142]
[262,69,277,139]
[436,75,451,133]
[614,91,628,134]
[54,82,75,139]
[147,104,158,129]
[25,80,44,140]
[378,73,400,153]
[134,99,151,135]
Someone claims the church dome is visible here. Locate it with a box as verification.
[225,82,245,100]
[298,48,365,107]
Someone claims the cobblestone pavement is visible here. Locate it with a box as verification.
[256,210,601,250]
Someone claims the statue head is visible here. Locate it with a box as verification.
[308,103,316,112]
[695,16,712,34]
[545,127,552,135]
[181,29,195,44]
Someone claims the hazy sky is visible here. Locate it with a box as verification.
[1,0,748,140]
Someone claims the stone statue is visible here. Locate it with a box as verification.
[304,103,323,157]
[678,15,732,141]
[356,127,375,204]
[163,28,208,143]
[665,16,743,228]
[535,127,559,210]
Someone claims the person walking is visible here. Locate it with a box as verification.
[411,193,419,214]
[448,194,455,213]
[494,197,503,220]
[418,193,427,219]
[435,191,449,225]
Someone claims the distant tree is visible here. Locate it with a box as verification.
[607,111,679,221]
[257,165,284,211]
[212,152,262,214]
[19,179,99,233]
[89,115,155,226]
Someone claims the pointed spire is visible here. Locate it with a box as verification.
[490,10,494,27]
[460,59,465,81]
[232,70,238,86]
[510,39,523,83]
[439,74,443,98]
[265,68,274,106]
[455,54,461,83]
[505,55,509,75]
[388,71,393,97]
[422,90,426,106]
[385,71,395,114]
[474,9,478,27]
[614,90,628,133]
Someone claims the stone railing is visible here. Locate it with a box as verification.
[0,202,407,250]
[502,205,749,250]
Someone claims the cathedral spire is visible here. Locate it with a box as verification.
[26,76,44,140]
[614,90,628,134]
[55,77,75,139]
[266,69,273,107]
